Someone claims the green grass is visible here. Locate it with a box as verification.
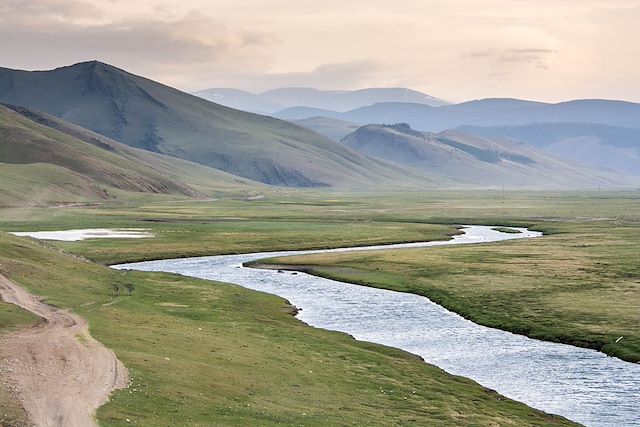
[258,220,640,362]
[3,189,639,265]
[0,190,638,424]
[0,302,39,334]
[0,232,573,426]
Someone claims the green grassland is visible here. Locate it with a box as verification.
[3,189,639,264]
[0,231,573,426]
[247,201,640,362]
[0,190,638,425]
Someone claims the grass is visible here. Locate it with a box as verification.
[0,231,574,426]
[0,302,40,334]
[257,220,640,362]
[0,104,262,208]
[0,189,638,424]
[0,196,456,265]
[3,189,639,264]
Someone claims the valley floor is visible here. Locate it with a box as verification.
[0,190,637,425]
[257,221,640,362]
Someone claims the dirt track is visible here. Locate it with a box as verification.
[0,274,129,427]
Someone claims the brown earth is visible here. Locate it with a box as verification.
[0,274,128,427]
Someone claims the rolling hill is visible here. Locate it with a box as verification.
[194,87,449,114]
[294,117,360,142]
[0,104,261,206]
[340,123,639,188]
[276,98,640,132]
[459,122,640,176]
[0,61,425,188]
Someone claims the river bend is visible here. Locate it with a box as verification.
[113,226,640,426]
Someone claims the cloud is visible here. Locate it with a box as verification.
[0,1,279,89]
[464,47,557,70]
[2,0,99,19]
[498,48,557,68]
[196,59,395,92]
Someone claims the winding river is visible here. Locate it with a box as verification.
[113,226,640,426]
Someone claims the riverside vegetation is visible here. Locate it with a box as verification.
[1,190,637,425]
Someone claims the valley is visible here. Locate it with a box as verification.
[1,45,639,426]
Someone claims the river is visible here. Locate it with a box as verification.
[113,226,640,426]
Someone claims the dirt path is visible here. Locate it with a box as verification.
[0,274,128,427]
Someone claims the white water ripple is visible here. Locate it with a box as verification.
[113,226,640,427]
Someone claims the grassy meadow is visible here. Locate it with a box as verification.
[0,229,573,426]
[0,189,638,425]
[257,221,640,362]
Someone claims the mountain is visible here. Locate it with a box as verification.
[0,104,261,206]
[459,123,640,176]
[0,61,424,188]
[274,106,343,121]
[294,117,360,142]
[190,88,284,114]
[277,98,640,132]
[340,123,638,188]
[194,87,449,114]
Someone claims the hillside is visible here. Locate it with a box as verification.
[459,122,640,176]
[294,117,360,142]
[0,104,260,206]
[194,87,449,114]
[340,124,638,188]
[0,61,424,188]
[278,98,640,132]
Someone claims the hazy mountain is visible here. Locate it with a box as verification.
[459,122,640,176]
[277,98,640,132]
[340,123,638,188]
[274,106,343,121]
[190,88,283,114]
[294,117,360,142]
[0,61,425,188]
[0,104,260,206]
[194,87,449,114]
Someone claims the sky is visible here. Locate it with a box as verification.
[2,0,639,103]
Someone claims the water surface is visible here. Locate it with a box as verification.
[114,226,640,426]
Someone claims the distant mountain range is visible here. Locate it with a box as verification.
[280,98,640,179]
[1,60,638,200]
[340,124,638,188]
[276,98,640,131]
[459,123,640,176]
[0,61,424,188]
[193,87,449,114]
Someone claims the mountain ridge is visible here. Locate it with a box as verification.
[339,123,639,189]
[194,86,449,114]
[0,103,261,206]
[275,98,640,131]
[0,61,428,188]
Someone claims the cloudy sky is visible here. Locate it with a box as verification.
[2,0,639,102]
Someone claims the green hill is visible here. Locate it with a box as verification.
[0,61,424,188]
[0,104,260,206]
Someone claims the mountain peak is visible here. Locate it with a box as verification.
[0,61,425,188]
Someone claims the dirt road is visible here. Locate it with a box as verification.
[0,274,128,427]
